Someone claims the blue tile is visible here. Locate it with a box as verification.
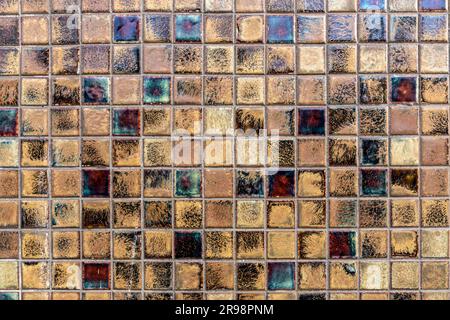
[175,15,202,42]
[175,169,202,198]
[143,77,171,104]
[83,77,110,104]
[113,109,140,136]
[82,170,110,198]
[360,0,386,11]
[420,0,447,11]
[0,109,17,137]
[420,14,447,41]
[268,263,295,290]
[114,16,140,42]
[267,15,294,43]
[299,109,325,136]
[361,169,387,196]
[0,293,18,300]
[361,139,386,166]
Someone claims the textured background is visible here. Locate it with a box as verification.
[0,0,449,300]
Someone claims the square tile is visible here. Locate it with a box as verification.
[330,231,357,259]
[113,16,140,42]
[329,200,357,228]
[391,169,419,197]
[268,263,295,290]
[0,49,19,76]
[330,262,358,290]
[144,14,171,43]
[359,45,387,73]
[391,231,419,258]
[22,262,49,290]
[81,46,110,74]
[113,46,140,74]
[361,169,387,196]
[329,138,357,166]
[205,15,233,43]
[0,18,19,46]
[298,170,326,197]
[82,77,110,104]
[390,0,417,11]
[297,15,326,43]
[52,47,80,75]
[83,263,110,290]
[82,15,111,44]
[299,200,326,228]
[175,15,202,42]
[359,14,387,42]
[390,15,418,42]
[360,75,388,104]
[391,137,420,166]
[391,200,419,227]
[267,16,294,44]
[237,15,264,43]
[329,44,357,73]
[143,77,171,104]
[329,107,357,135]
[237,201,264,228]
[52,16,80,45]
[328,14,356,42]
[22,0,50,13]
[361,139,387,166]
[297,46,325,74]
[420,14,448,42]
[360,231,388,259]
[0,262,18,290]
[112,109,140,136]
[21,48,49,76]
[0,109,18,137]
[299,109,325,136]
[175,232,202,259]
[391,76,417,103]
[21,78,48,106]
[236,0,263,12]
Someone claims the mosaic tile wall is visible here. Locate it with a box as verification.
[1,0,450,301]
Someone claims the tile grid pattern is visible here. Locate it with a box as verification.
[0,0,450,300]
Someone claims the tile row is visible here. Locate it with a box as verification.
[0,0,447,13]
[2,107,448,137]
[0,168,450,198]
[2,76,450,106]
[0,136,449,166]
[1,198,449,228]
[0,229,448,259]
[3,13,450,46]
[3,44,450,76]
